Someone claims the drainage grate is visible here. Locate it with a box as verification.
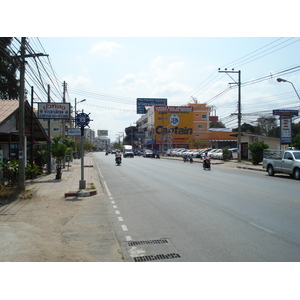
[134,253,180,262]
[127,239,169,246]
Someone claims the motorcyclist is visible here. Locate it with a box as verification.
[115,150,122,163]
[203,151,210,168]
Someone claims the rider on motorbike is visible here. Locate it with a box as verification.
[115,150,122,164]
[202,151,210,169]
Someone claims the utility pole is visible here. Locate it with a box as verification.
[218,69,242,162]
[16,37,48,190]
[18,37,26,190]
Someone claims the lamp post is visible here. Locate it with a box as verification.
[74,98,86,125]
[277,78,300,101]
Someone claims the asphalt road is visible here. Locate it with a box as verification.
[93,152,300,262]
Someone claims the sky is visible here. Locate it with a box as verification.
[6,1,300,143]
[31,36,300,141]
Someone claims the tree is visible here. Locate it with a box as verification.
[124,126,137,146]
[248,141,269,165]
[0,37,19,99]
[233,122,255,134]
[210,120,226,128]
[292,133,300,150]
[255,116,278,137]
[51,136,67,179]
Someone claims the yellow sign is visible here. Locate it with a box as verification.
[154,106,193,145]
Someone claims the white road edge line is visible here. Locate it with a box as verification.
[126,236,132,241]
[249,222,274,234]
[103,180,112,197]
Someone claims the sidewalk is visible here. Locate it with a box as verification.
[0,153,123,262]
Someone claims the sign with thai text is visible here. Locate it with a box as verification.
[280,116,292,144]
[136,98,167,114]
[38,103,70,119]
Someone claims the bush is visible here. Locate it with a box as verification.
[248,141,269,165]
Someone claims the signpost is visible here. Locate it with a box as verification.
[75,112,91,189]
[273,110,298,146]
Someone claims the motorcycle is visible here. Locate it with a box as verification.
[203,158,211,170]
[189,155,193,163]
[183,155,188,163]
[115,157,122,166]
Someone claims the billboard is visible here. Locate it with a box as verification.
[154,106,193,145]
[98,130,108,136]
[136,98,167,114]
[38,103,70,119]
[280,116,292,144]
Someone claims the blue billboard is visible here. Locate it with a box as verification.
[136,98,167,114]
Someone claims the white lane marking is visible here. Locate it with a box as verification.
[249,222,274,234]
[126,236,132,241]
[115,210,120,215]
[113,205,117,209]
[111,201,115,204]
[110,197,114,200]
[122,225,128,231]
[103,180,112,197]
[95,161,104,179]
[118,217,124,221]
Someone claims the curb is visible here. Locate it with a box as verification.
[236,166,265,172]
[64,189,97,197]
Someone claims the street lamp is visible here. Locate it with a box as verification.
[277,78,300,101]
[74,98,86,125]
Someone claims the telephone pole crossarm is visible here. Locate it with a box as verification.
[218,68,242,162]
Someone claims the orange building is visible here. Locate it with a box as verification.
[143,103,236,151]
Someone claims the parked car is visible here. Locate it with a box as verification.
[207,149,219,158]
[143,150,153,157]
[211,149,223,159]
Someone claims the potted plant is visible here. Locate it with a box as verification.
[51,137,67,179]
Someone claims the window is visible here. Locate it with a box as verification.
[202,114,207,119]
[53,128,60,132]
[197,124,203,129]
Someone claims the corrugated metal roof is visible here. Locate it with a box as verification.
[0,99,49,142]
[0,99,19,124]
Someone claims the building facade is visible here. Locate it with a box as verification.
[136,102,237,152]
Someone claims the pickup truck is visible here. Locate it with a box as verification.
[263,149,300,180]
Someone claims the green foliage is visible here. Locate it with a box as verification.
[222,148,230,161]
[0,159,19,185]
[248,141,269,165]
[25,163,42,179]
[35,149,47,171]
[292,133,300,150]
[51,136,67,164]
[0,37,19,99]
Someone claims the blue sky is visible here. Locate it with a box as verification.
[31,37,300,140]
[6,1,300,141]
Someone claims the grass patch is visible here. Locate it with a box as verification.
[87,183,96,190]
[0,184,33,205]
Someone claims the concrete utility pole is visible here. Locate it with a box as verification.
[18,37,26,190]
[218,69,242,162]
[16,37,49,190]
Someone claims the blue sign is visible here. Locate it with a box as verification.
[75,113,90,127]
[136,98,167,114]
[135,132,146,138]
[273,109,298,116]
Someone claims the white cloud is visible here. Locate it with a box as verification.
[64,74,93,88]
[89,41,122,57]
[118,73,148,90]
